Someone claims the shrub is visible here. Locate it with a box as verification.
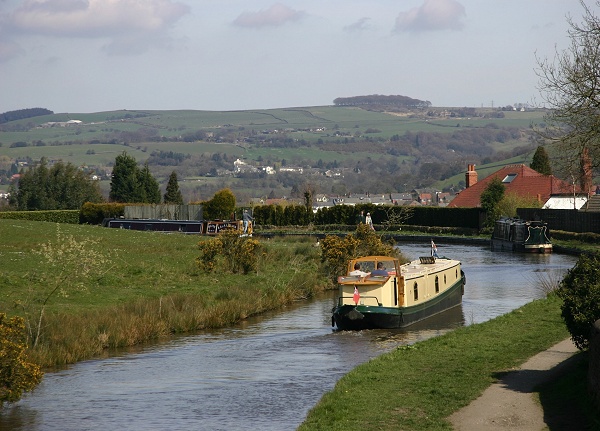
[79,202,125,225]
[197,229,261,274]
[320,224,401,282]
[557,252,600,350]
[0,313,43,406]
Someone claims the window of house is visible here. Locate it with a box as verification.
[502,174,517,183]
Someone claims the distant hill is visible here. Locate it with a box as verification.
[333,94,431,109]
[0,108,54,124]
[0,105,546,203]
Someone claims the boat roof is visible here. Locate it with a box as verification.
[400,257,461,280]
[351,255,399,264]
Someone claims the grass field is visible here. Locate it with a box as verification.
[0,106,548,197]
[0,219,330,367]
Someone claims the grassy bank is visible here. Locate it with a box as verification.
[299,295,598,430]
[0,219,330,368]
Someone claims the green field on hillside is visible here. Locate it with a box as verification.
[0,106,548,197]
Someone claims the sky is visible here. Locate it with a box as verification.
[0,0,598,114]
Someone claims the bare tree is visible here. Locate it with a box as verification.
[380,205,414,232]
[536,0,600,188]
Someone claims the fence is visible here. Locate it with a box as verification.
[124,204,203,221]
[518,208,600,234]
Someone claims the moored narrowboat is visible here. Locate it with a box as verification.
[491,217,552,253]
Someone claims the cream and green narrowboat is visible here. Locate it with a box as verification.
[332,254,465,330]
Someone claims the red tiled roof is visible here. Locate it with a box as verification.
[448,164,577,208]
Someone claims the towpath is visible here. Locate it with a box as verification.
[449,338,582,431]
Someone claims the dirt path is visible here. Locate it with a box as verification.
[449,338,579,431]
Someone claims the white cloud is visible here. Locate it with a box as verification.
[233,3,304,28]
[3,0,190,56]
[394,0,466,33]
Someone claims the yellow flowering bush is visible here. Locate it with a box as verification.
[0,313,43,406]
[197,229,262,274]
[321,223,400,282]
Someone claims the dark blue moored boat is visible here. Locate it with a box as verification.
[491,217,552,253]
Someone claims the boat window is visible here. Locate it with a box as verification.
[413,282,418,301]
[444,274,447,284]
[435,276,439,293]
[455,269,458,278]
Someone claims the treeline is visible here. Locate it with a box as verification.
[0,108,53,124]
[252,203,482,230]
[8,159,103,210]
[333,95,431,108]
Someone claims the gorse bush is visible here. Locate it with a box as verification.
[197,229,262,274]
[0,313,43,406]
[320,224,402,282]
[557,252,600,350]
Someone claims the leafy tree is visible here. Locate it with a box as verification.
[480,177,505,228]
[557,252,600,350]
[109,151,143,203]
[163,171,184,204]
[202,188,236,220]
[31,224,110,347]
[0,313,43,406]
[530,146,552,175]
[495,193,542,218]
[536,1,600,180]
[9,158,103,210]
[139,163,161,204]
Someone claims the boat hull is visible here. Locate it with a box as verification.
[491,238,552,254]
[332,274,465,330]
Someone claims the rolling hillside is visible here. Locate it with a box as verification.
[0,106,547,203]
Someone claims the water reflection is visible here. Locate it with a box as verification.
[0,243,577,431]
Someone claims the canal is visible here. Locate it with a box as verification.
[0,243,577,431]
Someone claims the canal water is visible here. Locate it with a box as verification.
[0,243,577,431]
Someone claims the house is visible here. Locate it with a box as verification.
[543,195,588,210]
[448,164,577,208]
[390,193,413,205]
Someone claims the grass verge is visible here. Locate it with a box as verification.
[299,294,598,431]
[0,219,331,368]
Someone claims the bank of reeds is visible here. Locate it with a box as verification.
[0,220,330,368]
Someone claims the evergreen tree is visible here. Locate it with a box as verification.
[109,151,143,203]
[163,171,184,204]
[530,146,552,175]
[480,177,505,228]
[9,158,103,210]
[138,163,161,204]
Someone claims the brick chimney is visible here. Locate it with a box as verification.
[581,147,592,194]
[465,164,478,188]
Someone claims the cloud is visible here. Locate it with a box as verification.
[394,0,465,33]
[344,17,371,33]
[3,0,190,55]
[233,3,304,28]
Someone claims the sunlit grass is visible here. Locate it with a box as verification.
[0,220,330,367]
[299,295,585,431]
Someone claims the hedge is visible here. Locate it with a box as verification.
[0,210,79,224]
